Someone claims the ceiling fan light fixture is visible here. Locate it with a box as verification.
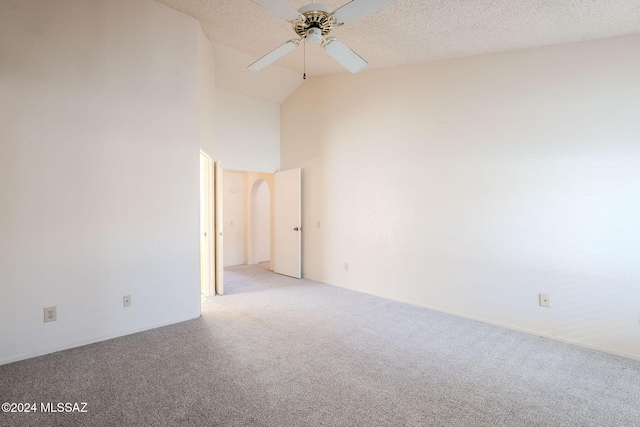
[306,28,323,44]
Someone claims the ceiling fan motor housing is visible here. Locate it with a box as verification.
[293,3,337,41]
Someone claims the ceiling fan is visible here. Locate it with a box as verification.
[248,0,397,74]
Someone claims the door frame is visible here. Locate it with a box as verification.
[214,160,224,295]
[200,151,214,297]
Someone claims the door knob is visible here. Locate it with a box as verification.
[294,227,299,231]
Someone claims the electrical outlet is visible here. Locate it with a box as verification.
[44,306,57,323]
[344,263,349,272]
[123,295,132,307]
[539,293,550,307]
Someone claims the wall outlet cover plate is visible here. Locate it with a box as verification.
[44,306,57,323]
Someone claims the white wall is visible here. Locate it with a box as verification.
[223,170,245,266]
[209,89,280,173]
[0,0,204,365]
[281,34,640,360]
[210,86,280,267]
[197,24,216,153]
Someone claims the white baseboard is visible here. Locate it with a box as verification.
[318,279,640,363]
[0,314,201,366]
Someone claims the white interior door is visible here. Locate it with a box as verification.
[274,168,301,278]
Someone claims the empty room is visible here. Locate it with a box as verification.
[1,0,640,425]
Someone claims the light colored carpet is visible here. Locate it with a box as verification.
[1,264,640,426]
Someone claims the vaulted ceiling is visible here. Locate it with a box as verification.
[155,0,640,103]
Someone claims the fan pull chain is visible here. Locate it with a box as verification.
[303,38,306,80]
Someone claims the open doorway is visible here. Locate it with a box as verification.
[220,168,301,293]
[244,173,275,270]
[221,171,275,272]
[249,179,271,269]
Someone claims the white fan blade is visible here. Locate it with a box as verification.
[333,0,397,24]
[322,38,368,73]
[248,39,301,71]
[251,0,303,21]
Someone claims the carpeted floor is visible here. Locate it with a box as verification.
[1,265,640,426]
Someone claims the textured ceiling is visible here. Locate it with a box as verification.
[155,0,640,103]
